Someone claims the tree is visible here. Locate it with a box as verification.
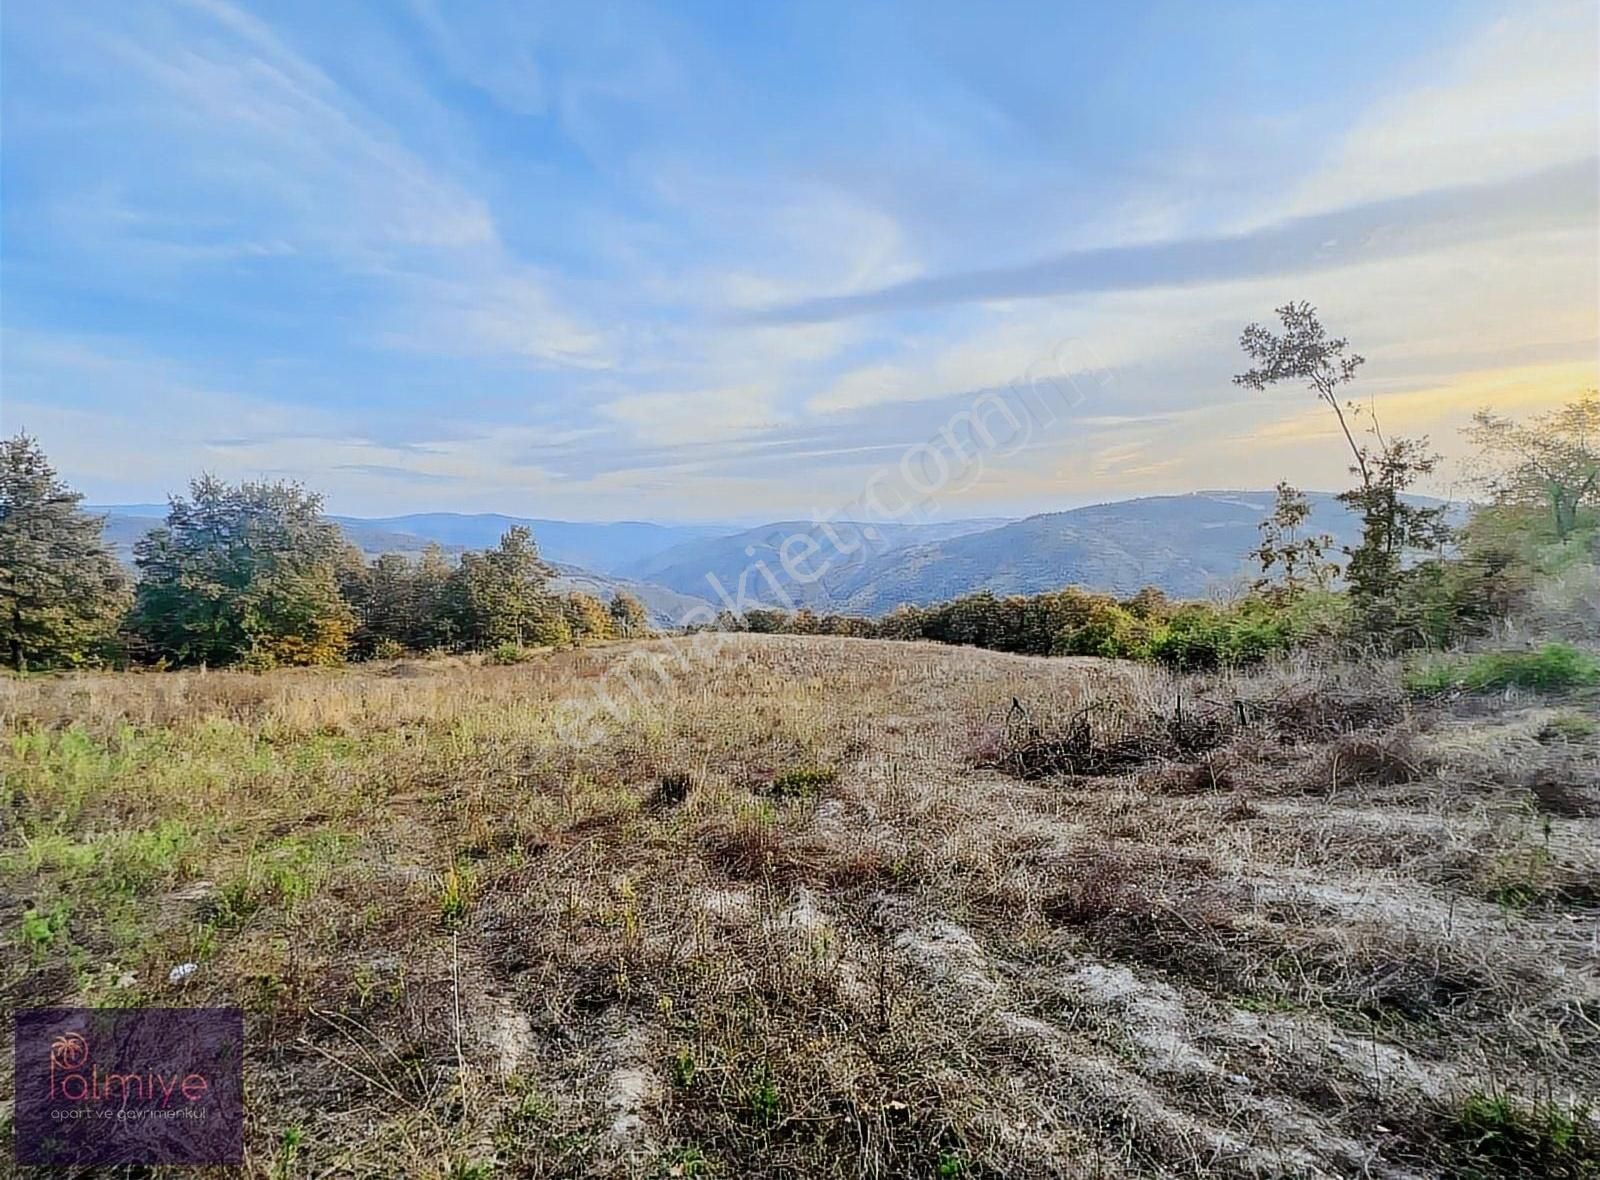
[1464,393,1599,540]
[444,526,556,649]
[1235,301,1370,485]
[131,476,352,666]
[608,591,652,637]
[348,552,420,656]
[0,434,129,670]
[1235,302,1452,615]
[1254,482,1337,597]
[1337,434,1453,607]
[561,591,614,643]
[411,544,456,650]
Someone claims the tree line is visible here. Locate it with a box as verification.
[0,449,650,671]
[710,307,1597,667]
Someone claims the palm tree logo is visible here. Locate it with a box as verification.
[50,1031,89,1071]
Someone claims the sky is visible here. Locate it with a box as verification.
[1,0,1596,522]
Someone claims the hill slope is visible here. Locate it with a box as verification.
[89,491,1453,621]
[833,490,1358,611]
[89,507,734,574]
[6,635,1591,1174]
[624,491,1442,614]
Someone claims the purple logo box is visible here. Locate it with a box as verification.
[14,1007,243,1166]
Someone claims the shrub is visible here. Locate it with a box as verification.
[489,641,532,665]
[371,637,406,661]
[1147,601,1294,670]
[1053,602,1154,659]
[1406,643,1600,694]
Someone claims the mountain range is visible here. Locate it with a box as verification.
[89,491,1441,626]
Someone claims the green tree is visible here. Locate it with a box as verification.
[0,434,129,670]
[1465,393,1599,540]
[1337,434,1453,610]
[1236,302,1452,619]
[444,526,555,649]
[411,544,456,650]
[131,476,353,667]
[608,591,652,637]
[1254,482,1338,597]
[347,552,422,656]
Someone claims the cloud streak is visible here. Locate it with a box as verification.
[746,160,1598,324]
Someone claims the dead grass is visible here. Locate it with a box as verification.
[3,634,1597,1177]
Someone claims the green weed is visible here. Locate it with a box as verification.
[1440,1091,1598,1177]
[769,764,838,799]
[1406,644,1600,694]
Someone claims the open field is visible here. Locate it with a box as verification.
[3,634,1598,1177]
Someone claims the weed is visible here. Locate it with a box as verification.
[1406,644,1600,694]
[671,1047,696,1088]
[768,764,838,798]
[438,863,474,926]
[272,1126,305,1180]
[662,1146,712,1177]
[1539,711,1599,742]
[748,1071,781,1123]
[1438,1091,1598,1178]
[20,902,69,955]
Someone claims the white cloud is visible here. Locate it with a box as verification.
[599,386,789,446]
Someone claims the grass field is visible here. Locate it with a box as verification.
[3,634,1598,1177]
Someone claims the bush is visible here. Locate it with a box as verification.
[489,641,532,665]
[1437,1092,1598,1178]
[1146,601,1295,670]
[1405,643,1600,694]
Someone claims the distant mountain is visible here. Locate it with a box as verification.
[827,492,1300,611]
[620,492,1455,616]
[85,492,1455,624]
[619,518,1012,604]
[331,514,738,573]
[547,564,713,629]
[88,507,736,573]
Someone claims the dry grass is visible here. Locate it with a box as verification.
[2,635,1597,1177]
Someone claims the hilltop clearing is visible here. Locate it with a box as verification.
[3,635,1597,1177]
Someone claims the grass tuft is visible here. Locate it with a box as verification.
[1406,643,1600,694]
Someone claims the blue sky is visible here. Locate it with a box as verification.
[2,0,1595,520]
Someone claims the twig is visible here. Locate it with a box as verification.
[452,930,470,1118]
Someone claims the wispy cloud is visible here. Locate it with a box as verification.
[2,0,1595,519]
[748,160,1597,324]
